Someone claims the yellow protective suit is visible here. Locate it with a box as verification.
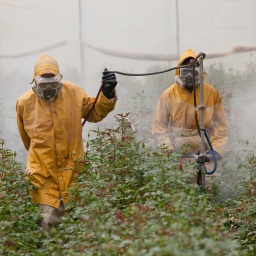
[16,55,117,208]
[152,49,228,157]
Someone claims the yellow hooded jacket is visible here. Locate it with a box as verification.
[16,55,117,208]
[152,49,228,156]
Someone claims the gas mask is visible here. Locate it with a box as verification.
[175,67,200,89]
[32,74,63,102]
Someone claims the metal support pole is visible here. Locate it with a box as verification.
[175,0,180,57]
[78,0,84,75]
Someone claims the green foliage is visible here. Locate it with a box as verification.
[1,118,255,255]
[0,139,45,255]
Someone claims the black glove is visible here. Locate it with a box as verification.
[101,68,117,99]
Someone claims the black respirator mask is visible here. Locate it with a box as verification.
[32,74,63,102]
[174,67,200,89]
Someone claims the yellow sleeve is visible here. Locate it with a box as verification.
[152,92,173,149]
[16,100,30,151]
[82,91,117,123]
[210,91,228,156]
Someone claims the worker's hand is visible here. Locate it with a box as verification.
[102,68,117,99]
[206,149,222,161]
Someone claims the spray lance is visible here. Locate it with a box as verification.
[178,53,218,187]
[82,52,218,187]
[193,54,217,186]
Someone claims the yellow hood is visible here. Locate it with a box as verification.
[32,54,60,82]
[174,49,207,79]
[175,49,197,76]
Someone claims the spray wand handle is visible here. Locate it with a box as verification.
[194,52,206,62]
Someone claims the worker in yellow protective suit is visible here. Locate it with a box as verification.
[152,49,228,186]
[16,54,117,231]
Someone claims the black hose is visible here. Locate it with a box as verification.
[110,52,205,77]
[111,63,193,76]
[192,65,201,137]
[203,130,217,175]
